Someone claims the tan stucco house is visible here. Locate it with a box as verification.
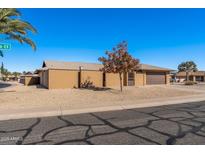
[175,71,205,82]
[34,60,171,89]
[20,74,40,86]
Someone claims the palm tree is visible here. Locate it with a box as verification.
[0,62,4,74]
[0,8,37,57]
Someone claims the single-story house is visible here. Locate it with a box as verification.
[34,60,171,89]
[20,74,40,86]
[174,71,205,82]
[1,74,19,81]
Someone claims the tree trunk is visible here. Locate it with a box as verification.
[186,71,189,81]
[119,73,123,92]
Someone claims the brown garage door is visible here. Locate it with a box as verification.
[146,72,166,85]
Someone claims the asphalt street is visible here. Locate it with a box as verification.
[1,101,205,145]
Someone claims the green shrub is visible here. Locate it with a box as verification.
[2,77,6,81]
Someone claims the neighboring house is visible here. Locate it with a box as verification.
[6,75,21,81]
[24,71,33,75]
[20,74,40,86]
[6,75,15,81]
[175,71,205,82]
[33,60,172,89]
[0,74,15,81]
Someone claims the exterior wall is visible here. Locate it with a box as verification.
[81,71,103,87]
[48,69,78,89]
[39,68,170,89]
[135,72,145,86]
[106,73,122,88]
[165,73,170,85]
[24,77,30,85]
[143,72,146,85]
[123,73,128,86]
[39,70,49,88]
[19,77,25,84]
[39,72,43,85]
[23,76,40,86]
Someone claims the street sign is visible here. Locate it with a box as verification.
[0,44,11,50]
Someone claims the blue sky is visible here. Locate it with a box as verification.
[1,8,205,72]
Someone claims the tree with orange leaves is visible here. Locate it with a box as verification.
[99,41,140,91]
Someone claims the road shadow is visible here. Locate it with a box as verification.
[0,82,13,89]
[35,84,47,89]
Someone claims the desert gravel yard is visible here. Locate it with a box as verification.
[170,83,205,92]
[0,82,203,110]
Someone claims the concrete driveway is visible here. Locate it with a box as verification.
[1,101,205,145]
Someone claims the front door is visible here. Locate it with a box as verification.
[128,72,135,86]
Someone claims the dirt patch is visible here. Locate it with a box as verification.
[0,84,201,110]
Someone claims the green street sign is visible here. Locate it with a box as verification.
[0,44,11,50]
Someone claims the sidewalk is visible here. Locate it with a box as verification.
[1,93,205,121]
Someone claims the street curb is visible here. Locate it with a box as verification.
[62,96,205,116]
[121,97,205,109]
[0,110,61,121]
[1,95,205,121]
